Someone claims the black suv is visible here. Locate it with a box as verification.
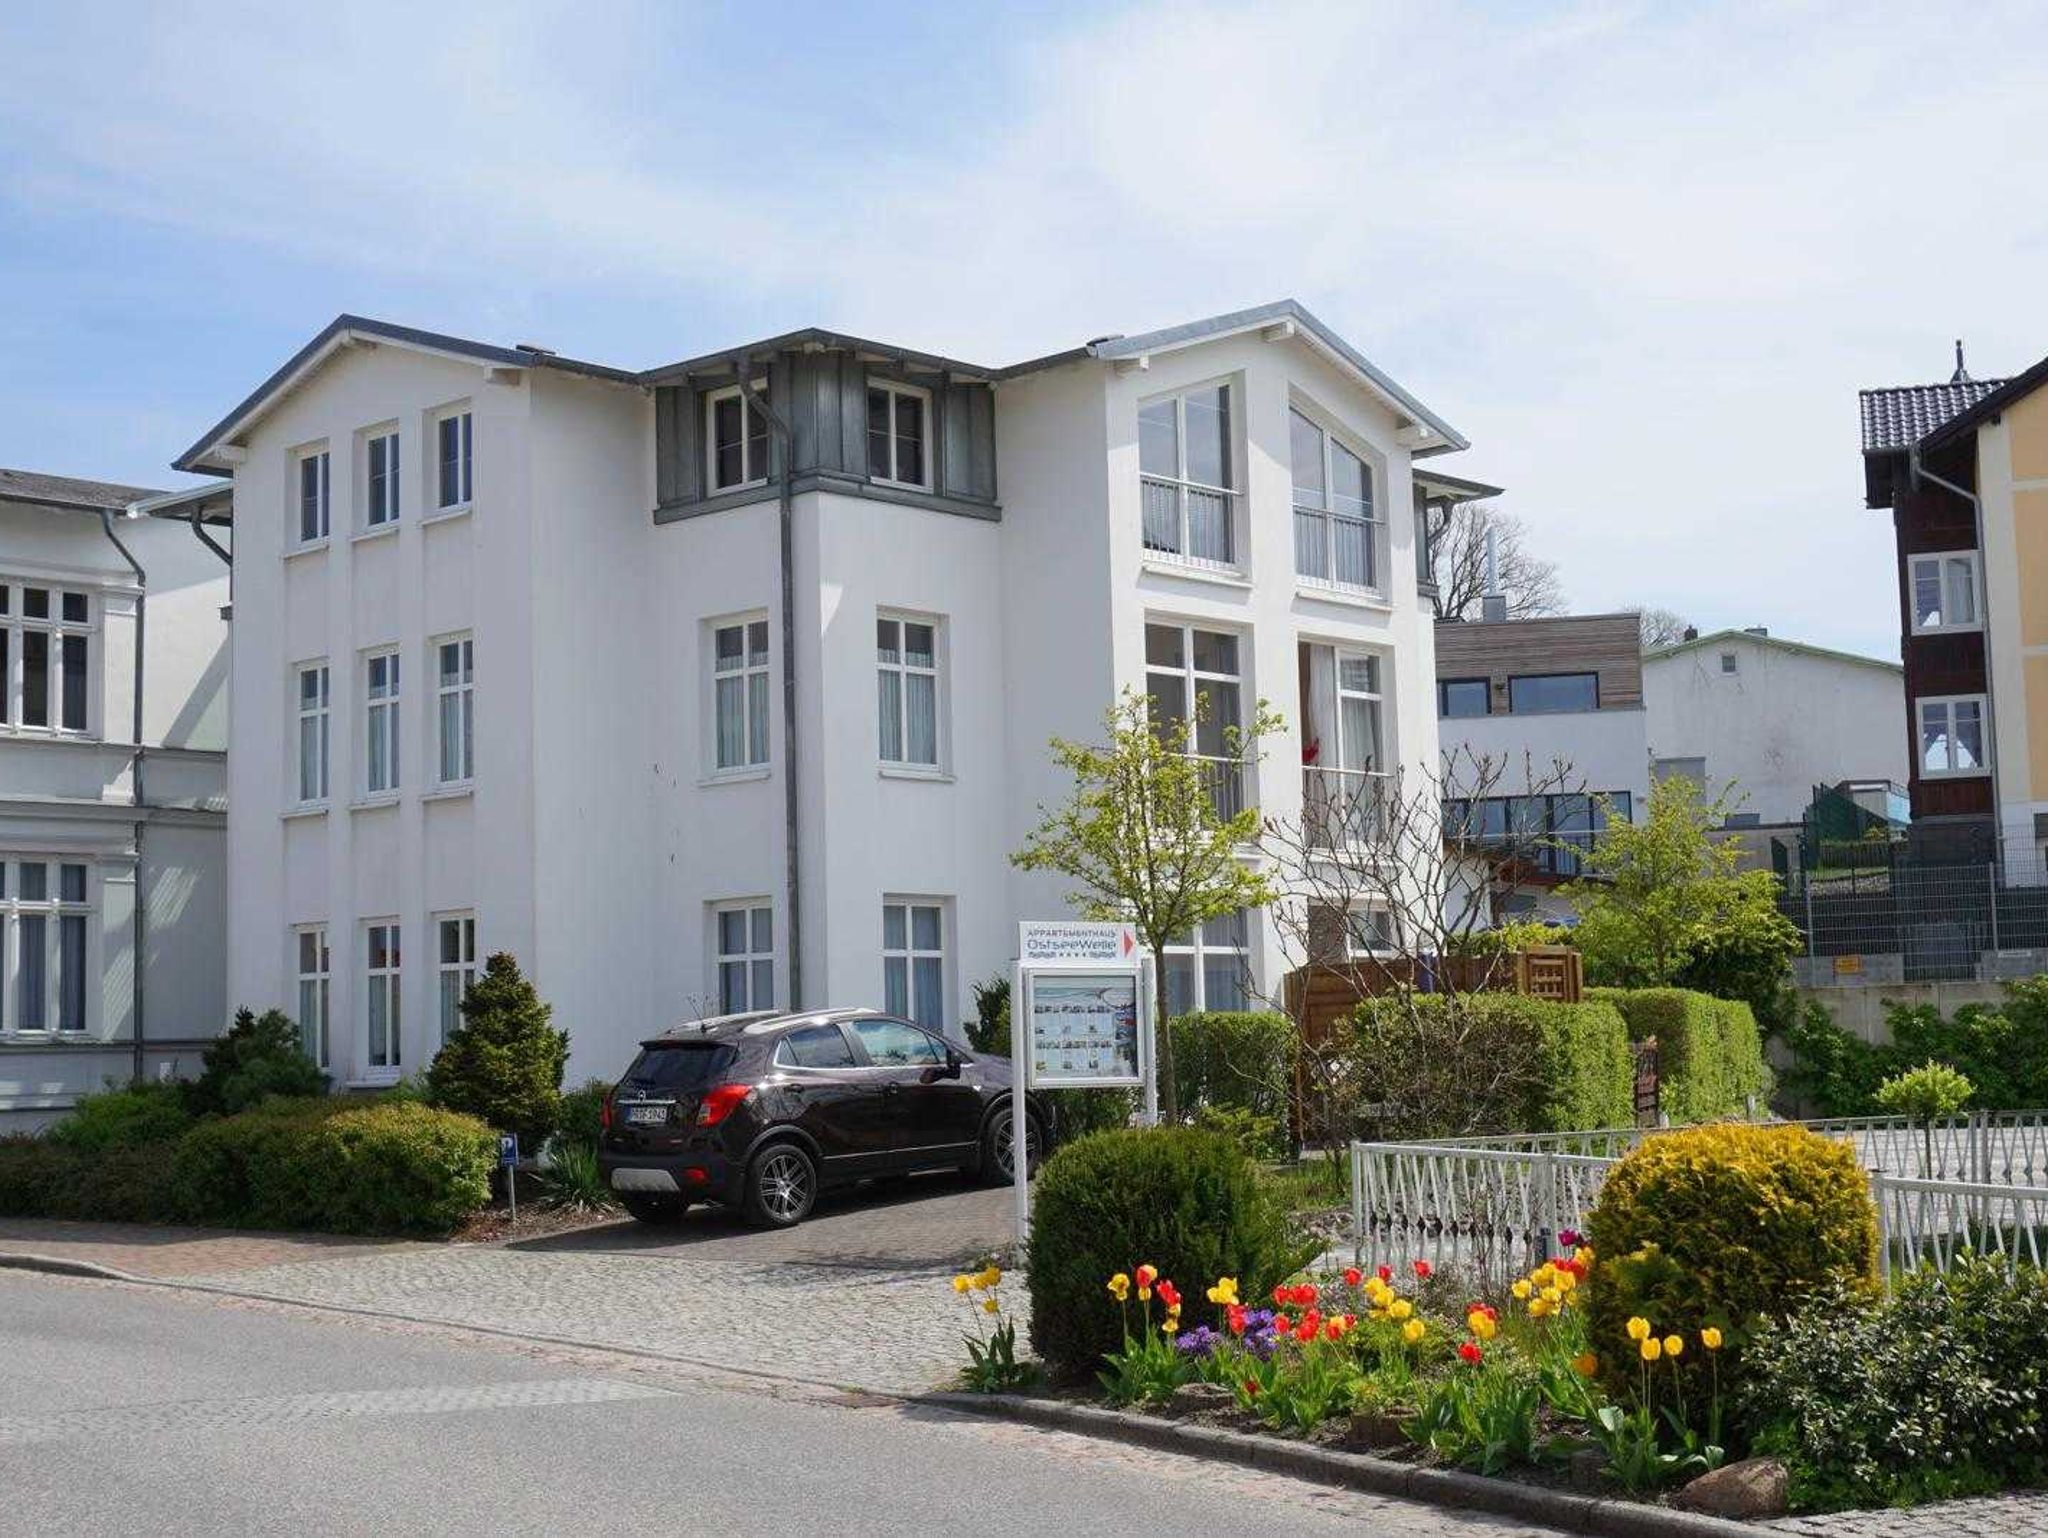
[597,1008,1048,1228]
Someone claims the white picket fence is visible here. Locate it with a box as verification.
[1349,1110,2048,1288]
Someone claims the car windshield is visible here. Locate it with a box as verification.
[620,1041,734,1093]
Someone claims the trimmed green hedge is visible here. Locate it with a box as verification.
[1592,987,1768,1123]
[1171,1011,1295,1156]
[0,1098,496,1236]
[1347,992,1633,1138]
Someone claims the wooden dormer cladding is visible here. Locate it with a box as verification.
[1434,613,1644,711]
[653,348,998,521]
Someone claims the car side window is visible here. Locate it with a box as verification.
[851,1018,944,1068]
[777,1024,857,1070]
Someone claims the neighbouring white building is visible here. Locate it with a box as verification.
[1643,628,1908,832]
[1433,612,1650,922]
[0,469,230,1128]
[173,302,1477,1088]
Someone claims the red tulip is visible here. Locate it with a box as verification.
[1343,1267,1363,1288]
[1412,1260,1433,1280]
[1458,1341,1483,1365]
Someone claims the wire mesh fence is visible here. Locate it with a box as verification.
[1779,854,2048,982]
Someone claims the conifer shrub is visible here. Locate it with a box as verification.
[424,953,569,1147]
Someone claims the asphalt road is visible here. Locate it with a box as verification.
[0,1270,1563,1538]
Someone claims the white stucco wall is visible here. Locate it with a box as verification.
[1438,706,1651,813]
[1643,636,1907,825]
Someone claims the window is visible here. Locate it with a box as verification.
[364,651,400,795]
[1507,672,1598,714]
[877,615,940,767]
[776,1023,856,1070]
[365,921,401,1070]
[866,382,928,488]
[1308,900,1396,962]
[1164,910,1252,1016]
[294,663,329,804]
[295,926,330,1067]
[1291,407,1380,589]
[296,447,331,543]
[436,637,474,784]
[851,1015,945,1068]
[707,384,770,491]
[1414,492,1435,588]
[1919,695,1989,776]
[0,582,91,732]
[1910,551,1981,633]
[1444,791,1632,876]
[366,430,401,527]
[714,903,773,1014]
[1138,383,1235,565]
[436,410,473,510]
[2,859,89,1033]
[1719,652,1738,675]
[712,619,771,770]
[1437,678,1490,719]
[436,914,477,1045]
[1145,622,1245,815]
[882,900,945,1031]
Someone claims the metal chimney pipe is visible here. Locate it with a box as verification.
[1481,528,1507,621]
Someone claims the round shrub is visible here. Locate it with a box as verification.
[1026,1125,1313,1381]
[48,1082,191,1154]
[1586,1123,1878,1402]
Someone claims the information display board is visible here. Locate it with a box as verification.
[1024,971,1140,1087]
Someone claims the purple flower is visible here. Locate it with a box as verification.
[1558,1228,1582,1249]
[1175,1325,1222,1357]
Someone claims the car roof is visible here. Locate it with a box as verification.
[640,1006,883,1047]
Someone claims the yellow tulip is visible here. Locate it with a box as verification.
[983,1298,1001,1315]
[1529,1296,1554,1319]
[1541,1285,1562,1306]
[981,1267,1003,1289]
[1625,1316,1651,1342]
[1663,1335,1684,1358]
[1389,1299,1413,1321]
[1640,1337,1663,1362]
[1554,1270,1577,1293]
[1207,1277,1240,1306]
[1701,1327,1724,1351]
[1161,1316,1179,1335]
[1467,1312,1498,1341]
[953,1275,972,1294]
[1511,1279,1532,1300]
[1107,1274,1130,1302]
[1137,1287,1152,1303]
[1402,1318,1425,1344]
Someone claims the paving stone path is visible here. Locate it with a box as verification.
[1768,1495,2048,1537]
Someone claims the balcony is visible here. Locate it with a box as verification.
[1190,753,1250,822]
[1142,474,1238,569]
[1304,765,1390,850]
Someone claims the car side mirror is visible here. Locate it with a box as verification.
[923,1054,963,1083]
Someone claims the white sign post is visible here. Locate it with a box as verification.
[1010,920,1155,1249]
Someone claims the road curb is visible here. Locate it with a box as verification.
[913,1391,1768,1536]
[0,1250,148,1283]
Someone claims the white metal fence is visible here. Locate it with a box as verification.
[1350,1110,2048,1287]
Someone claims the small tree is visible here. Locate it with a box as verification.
[187,1006,329,1116]
[1633,605,1693,651]
[424,952,569,1148]
[1426,501,1565,621]
[1874,1060,1975,1178]
[1012,690,1278,1124]
[1563,776,1799,991]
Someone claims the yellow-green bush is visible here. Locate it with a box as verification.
[1586,1123,1878,1402]
[1592,987,1767,1123]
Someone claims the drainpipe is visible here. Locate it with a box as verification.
[737,357,803,1010]
[1908,446,1998,860]
[98,509,148,1082]
[187,502,232,567]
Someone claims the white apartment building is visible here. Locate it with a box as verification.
[174,302,1473,1088]
[0,469,230,1127]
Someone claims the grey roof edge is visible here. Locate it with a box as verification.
[1414,467,1504,500]
[639,327,999,386]
[0,469,165,514]
[999,299,1470,454]
[173,314,638,473]
[131,482,234,525]
[1918,350,2048,452]
[1644,628,1902,675]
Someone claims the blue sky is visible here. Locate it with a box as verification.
[4,0,2047,657]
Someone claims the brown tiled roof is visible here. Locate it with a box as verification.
[0,466,164,511]
[1858,380,2007,454]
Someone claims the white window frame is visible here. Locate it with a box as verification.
[865,379,931,490]
[1290,402,1383,593]
[431,406,474,513]
[711,901,775,1014]
[363,648,401,797]
[0,579,96,736]
[293,444,331,546]
[1909,550,1983,635]
[1138,378,1240,568]
[1,857,93,1035]
[881,897,948,1033]
[294,924,330,1068]
[435,912,477,1046]
[364,919,402,1074]
[1144,620,1248,815]
[876,611,944,769]
[1164,909,1254,1015]
[434,635,474,786]
[364,426,401,529]
[708,615,772,773]
[705,382,770,493]
[294,661,330,805]
[1918,693,1991,778]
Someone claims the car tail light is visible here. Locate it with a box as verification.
[696,1083,753,1128]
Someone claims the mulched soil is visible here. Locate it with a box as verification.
[452,1202,620,1245]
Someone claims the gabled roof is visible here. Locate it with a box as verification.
[0,466,164,513]
[998,299,1469,455]
[1858,378,2007,454]
[1918,350,2048,452]
[639,328,997,386]
[1644,627,1901,676]
[174,315,638,474]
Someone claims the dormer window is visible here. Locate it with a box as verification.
[707,383,770,492]
[866,382,928,488]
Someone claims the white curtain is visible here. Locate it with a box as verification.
[1304,645,1338,764]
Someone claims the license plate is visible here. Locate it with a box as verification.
[625,1104,669,1126]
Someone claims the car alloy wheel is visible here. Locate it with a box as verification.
[755,1147,813,1224]
[991,1109,1042,1180]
